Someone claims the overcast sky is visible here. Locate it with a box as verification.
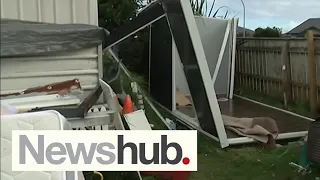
[208,0,320,32]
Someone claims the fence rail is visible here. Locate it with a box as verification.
[235,35,320,112]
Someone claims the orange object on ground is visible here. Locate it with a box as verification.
[122,95,133,114]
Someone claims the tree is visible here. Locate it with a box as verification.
[253,27,282,37]
[98,0,148,74]
[98,0,141,31]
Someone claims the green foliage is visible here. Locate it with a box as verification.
[192,135,320,180]
[98,0,148,75]
[98,0,140,31]
[117,30,149,73]
[190,0,207,15]
[253,26,282,37]
[189,0,230,18]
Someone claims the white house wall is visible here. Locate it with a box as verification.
[0,0,103,101]
[0,48,99,100]
[0,0,98,25]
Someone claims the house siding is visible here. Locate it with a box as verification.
[0,0,98,25]
[0,48,100,99]
[0,0,103,101]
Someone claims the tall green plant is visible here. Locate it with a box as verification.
[190,0,207,15]
[98,0,139,30]
[189,0,230,19]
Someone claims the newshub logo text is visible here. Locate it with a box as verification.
[12,130,197,171]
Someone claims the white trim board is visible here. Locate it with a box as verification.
[172,36,177,112]
[169,13,309,147]
[212,19,232,84]
[229,18,238,99]
[170,15,239,148]
[176,0,229,148]
[227,131,308,145]
[173,17,238,101]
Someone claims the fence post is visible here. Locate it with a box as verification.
[306,30,317,114]
[281,40,292,108]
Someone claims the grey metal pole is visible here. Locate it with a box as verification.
[240,0,246,37]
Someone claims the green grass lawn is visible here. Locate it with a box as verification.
[137,133,320,180]
[147,92,320,179]
[190,135,319,180]
[97,67,319,180]
[138,134,320,180]
[94,138,319,180]
[142,97,320,180]
[88,137,320,180]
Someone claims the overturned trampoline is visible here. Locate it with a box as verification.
[104,0,313,148]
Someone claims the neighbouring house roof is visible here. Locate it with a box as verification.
[287,18,320,34]
[237,26,254,34]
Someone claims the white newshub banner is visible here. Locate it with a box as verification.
[12,130,197,171]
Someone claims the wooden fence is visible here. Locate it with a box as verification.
[235,33,320,112]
